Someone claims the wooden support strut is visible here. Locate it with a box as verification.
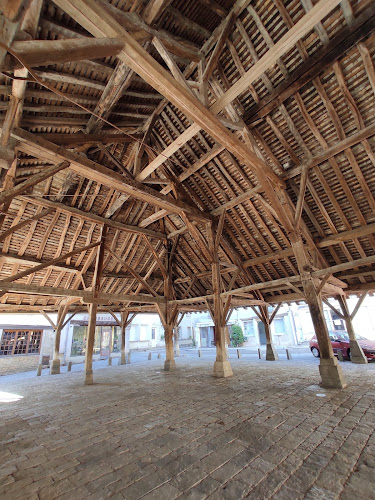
[336,295,368,364]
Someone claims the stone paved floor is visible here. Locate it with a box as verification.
[1,354,375,500]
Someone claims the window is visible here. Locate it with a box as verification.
[243,321,255,336]
[331,311,345,331]
[0,330,42,356]
[71,326,120,356]
[274,318,285,335]
[151,327,156,340]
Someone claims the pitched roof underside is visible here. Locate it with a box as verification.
[0,0,374,313]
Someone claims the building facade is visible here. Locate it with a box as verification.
[1,295,375,365]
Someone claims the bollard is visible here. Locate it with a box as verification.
[127,352,131,364]
[157,352,161,359]
[68,361,72,372]
[198,349,201,357]
[337,350,344,362]
[108,356,112,366]
[36,364,42,376]
[148,352,152,360]
[286,349,292,360]
[258,348,262,359]
[237,349,241,359]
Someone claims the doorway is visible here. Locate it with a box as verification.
[258,322,267,345]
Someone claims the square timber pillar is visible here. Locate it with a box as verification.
[164,323,176,371]
[120,311,133,365]
[304,278,347,389]
[84,302,97,385]
[259,306,279,361]
[50,303,70,375]
[210,263,233,378]
[84,225,107,385]
[289,232,346,389]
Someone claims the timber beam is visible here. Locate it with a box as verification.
[12,128,213,221]
[0,281,164,303]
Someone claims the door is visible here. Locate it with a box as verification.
[258,322,267,345]
[200,327,209,347]
[100,326,111,356]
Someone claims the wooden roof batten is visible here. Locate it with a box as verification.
[0,0,374,314]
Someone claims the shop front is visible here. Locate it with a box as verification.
[70,319,120,358]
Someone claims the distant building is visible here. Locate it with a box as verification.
[0,295,374,363]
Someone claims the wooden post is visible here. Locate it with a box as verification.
[157,242,177,371]
[259,305,279,361]
[174,313,185,357]
[50,303,69,375]
[337,296,367,364]
[289,232,346,388]
[120,311,129,365]
[84,225,107,385]
[84,302,98,385]
[209,228,233,378]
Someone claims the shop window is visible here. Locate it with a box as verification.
[71,326,120,356]
[0,330,42,356]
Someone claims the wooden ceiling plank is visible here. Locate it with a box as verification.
[244,5,375,123]
[18,195,166,240]
[0,240,100,284]
[0,206,54,243]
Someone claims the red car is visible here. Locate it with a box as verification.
[309,331,375,360]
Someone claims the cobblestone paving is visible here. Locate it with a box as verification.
[0,355,375,499]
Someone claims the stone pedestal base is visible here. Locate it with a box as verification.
[350,340,368,364]
[164,359,176,371]
[174,349,180,357]
[50,358,60,375]
[319,357,347,389]
[84,369,93,385]
[213,360,233,378]
[266,343,279,361]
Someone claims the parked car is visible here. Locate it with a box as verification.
[310,331,375,360]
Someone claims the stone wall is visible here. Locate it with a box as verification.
[0,355,39,376]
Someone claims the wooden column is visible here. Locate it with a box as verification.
[174,313,185,357]
[157,242,177,371]
[119,310,137,364]
[290,232,346,388]
[337,296,367,364]
[50,303,69,374]
[259,306,279,361]
[84,225,107,385]
[209,229,233,378]
[120,311,129,365]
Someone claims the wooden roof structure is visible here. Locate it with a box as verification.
[0,0,374,316]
